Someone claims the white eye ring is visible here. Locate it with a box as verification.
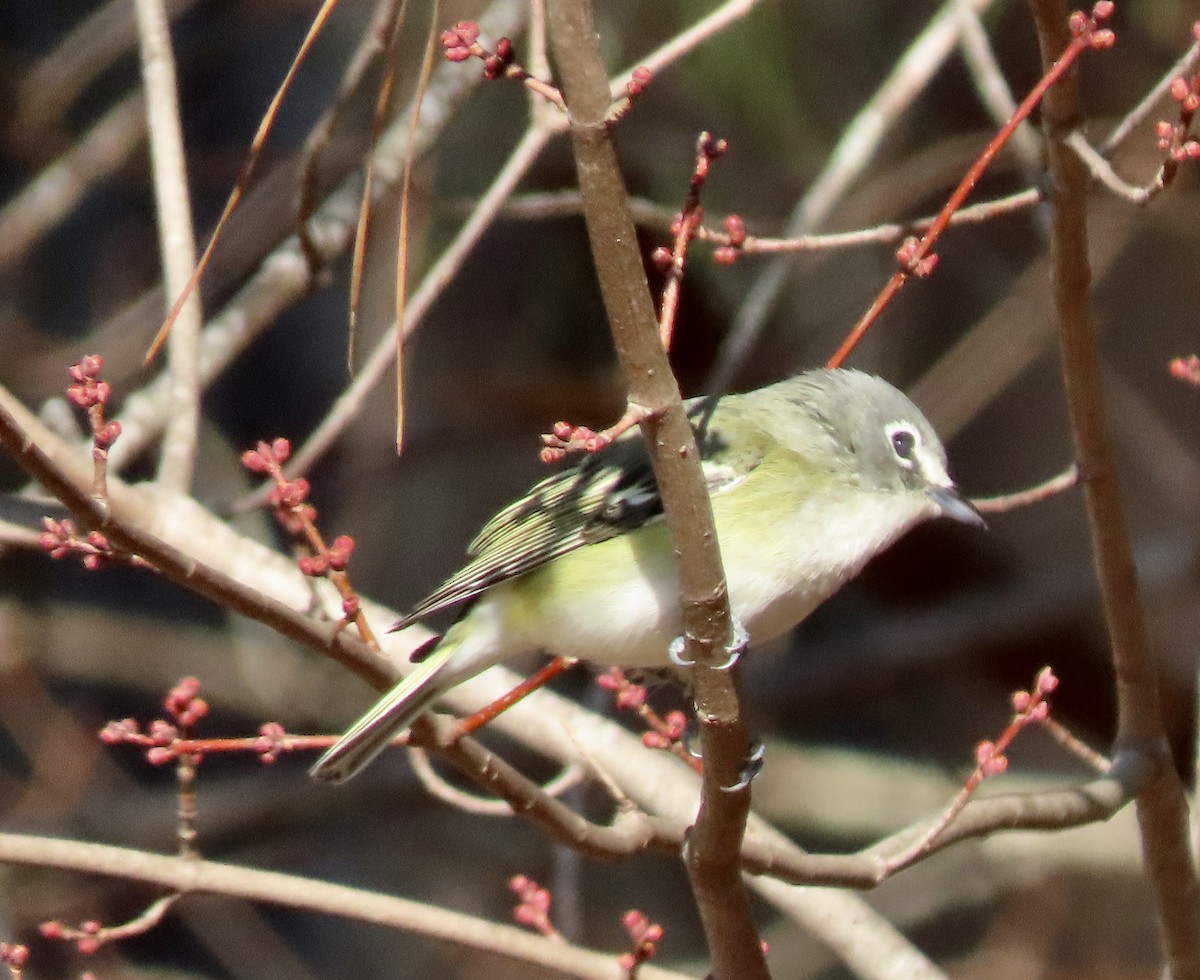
[886,422,919,469]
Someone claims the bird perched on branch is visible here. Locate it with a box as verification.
[311,368,983,783]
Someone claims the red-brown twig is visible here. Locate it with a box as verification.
[596,669,700,773]
[881,667,1063,874]
[449,656,577,739]
[65,354,122,503]
[539,133,727,461]
[653,131,728,351]
[242,438,379,649]
[441,21,565,109]
[825,2,1116,370]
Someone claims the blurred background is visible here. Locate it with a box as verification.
[0,0,1198,976]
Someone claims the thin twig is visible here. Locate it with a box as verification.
[408,746,588,816]
[972,464,1078,513]
[708,0,1000,394]
[15,0,199,133]
[494,184,1042,253]
[1101,39,1200,156]
[0,94,147,268]
[1068,129,1157,202]
[393,0,441,452]
[955,2,1043,172]
[143,0,345,363]
[298,0,408,273]
[0,832,693,980]
[134,0,201,492]
[105,0,530,475]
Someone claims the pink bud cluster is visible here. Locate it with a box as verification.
[165,676,208,727]
[441,21,515,79]
[298,534,355,577]
[617,909,664,971]
[896,236,938,278]
[641,711,687,751]
[242,438,317,536]
[974,667,1059,779]
[1153,40,1200,164]
[1169,354,1200,386]
[714,215,747,265]
[1068,2,1115,48]
[482,37,515,80]
[540,421,610,463]
[255,722,287,763]
[67,355,122,448]
[597,667,647,710]
[626,66,652,100]
[0,943,28,968]
[440,21,480,61]
[98,677,208,765]
[509,875,557,937]
[597,670,689,753]
[38,518,115,571]
[67,355,110,409]
[39,918,103,955]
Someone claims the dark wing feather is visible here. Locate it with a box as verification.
[392,394,762,629]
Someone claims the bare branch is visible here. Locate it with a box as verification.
[0,95,147,268]
[0,831,693,980]
[134,0,201,491]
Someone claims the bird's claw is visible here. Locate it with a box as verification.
[714,620,749,670]
[667,635,694,667]
[667,619,749,670]
[720,739,765,793]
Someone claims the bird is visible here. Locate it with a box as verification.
[310,368,983,783]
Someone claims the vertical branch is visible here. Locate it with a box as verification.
[134,0,200,492]
[544,3,765,977]
[1027,2,1200,977]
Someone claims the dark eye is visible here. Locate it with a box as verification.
[890,428,916,460]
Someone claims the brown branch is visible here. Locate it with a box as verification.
[544,3,764,977]
[1028,2,1200,977]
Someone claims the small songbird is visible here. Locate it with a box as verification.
[311,368,983,783]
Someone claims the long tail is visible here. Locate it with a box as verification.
[309,641,456,784]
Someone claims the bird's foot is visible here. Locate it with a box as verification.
[667,618,749,669]
[721,738,765,793]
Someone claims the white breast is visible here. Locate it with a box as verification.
[442,488,936,676]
